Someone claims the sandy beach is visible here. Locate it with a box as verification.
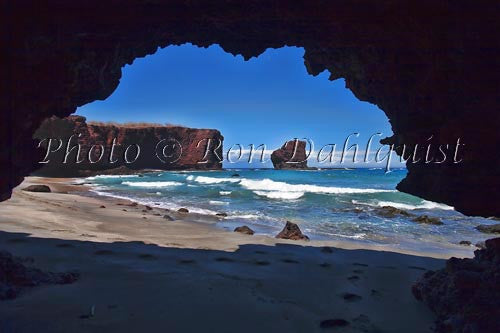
[0,177,470,332]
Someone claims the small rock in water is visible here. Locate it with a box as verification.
[231,174,240,177]
[216,212,228,217]
[163,215,175,221]
[375,205,412,218]
[276,221,309,241]
[475,223,500,234]
[459,240,472,246]
[22,185,51,193]
[412,215,443,225]
[177,208,189,213]
[234,226,254,235]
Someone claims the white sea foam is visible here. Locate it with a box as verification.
[188,176,240,184]
[253,190,305,200]
[230,214,261,219]
[240,178,394,195]
[219,191,232,195]
[328,233,367,240]
[353,199,454,211]
[86,174,139,180]
[209,200,229,205]
[121,181,182,188]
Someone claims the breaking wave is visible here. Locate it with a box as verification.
[121,181,182,188]
[239,178,394,195]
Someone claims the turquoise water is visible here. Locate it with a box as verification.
[85,168,495,254]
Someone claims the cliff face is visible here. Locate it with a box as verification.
[1,1,499,216]
[271,140,309,169]
[34,116,223,176]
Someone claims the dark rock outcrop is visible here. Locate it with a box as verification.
[271,140,309,170]
[412,215,443,225]
[22,185,51,193]
[475,223,500,234]
[276,221,309,241]
[234,226,254,235]
[412,238,500,333]
[375,206,412,218]
[0,251,79,300]
[33,116,223,176]
[177,208,189,213]
[0,2,499,217]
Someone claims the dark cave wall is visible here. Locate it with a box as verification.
[1,0,499,216]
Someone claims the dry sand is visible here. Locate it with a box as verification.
[0,177,466,332]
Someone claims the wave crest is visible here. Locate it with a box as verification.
[240,178,394,195]
[121,181,182,188]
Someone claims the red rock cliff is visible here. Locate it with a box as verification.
[34,116,223,176]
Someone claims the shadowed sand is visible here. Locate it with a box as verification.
[0,177,467,332]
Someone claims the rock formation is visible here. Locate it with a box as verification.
[234,226,255,235]
[22,185,51,193]
[271,140,310,169]
[412,238,500,333]
[33,116,223,176]
[276,221,309,241]
[475,224,500,234]
[1,1,499,217]
[0,251,79,300]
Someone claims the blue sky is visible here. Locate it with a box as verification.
[77,44,403,168]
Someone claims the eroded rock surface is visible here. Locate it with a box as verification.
[1,1,499,217]
[412,238,500,333]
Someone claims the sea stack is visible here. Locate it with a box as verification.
[271,139,309,169]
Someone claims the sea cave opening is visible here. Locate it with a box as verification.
[29,43,493,254]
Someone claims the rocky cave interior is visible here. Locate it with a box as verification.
[2,0,499,217]
[1,1,499,332]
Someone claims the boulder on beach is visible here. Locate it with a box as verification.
[234,226,254,235]
[276,221,309,241]
[412,215,443,225]
[177,208,189,213]
[22,185,51,193]
[475,223,500,234]
[163,215,175,221]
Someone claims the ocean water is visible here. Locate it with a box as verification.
[85,168,496,254]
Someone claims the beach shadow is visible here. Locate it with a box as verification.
[0,230,445,333]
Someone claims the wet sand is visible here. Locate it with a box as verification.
[0,177,462,332]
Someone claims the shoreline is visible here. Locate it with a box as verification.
[0,176,465,332]
[3,176,475,259]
